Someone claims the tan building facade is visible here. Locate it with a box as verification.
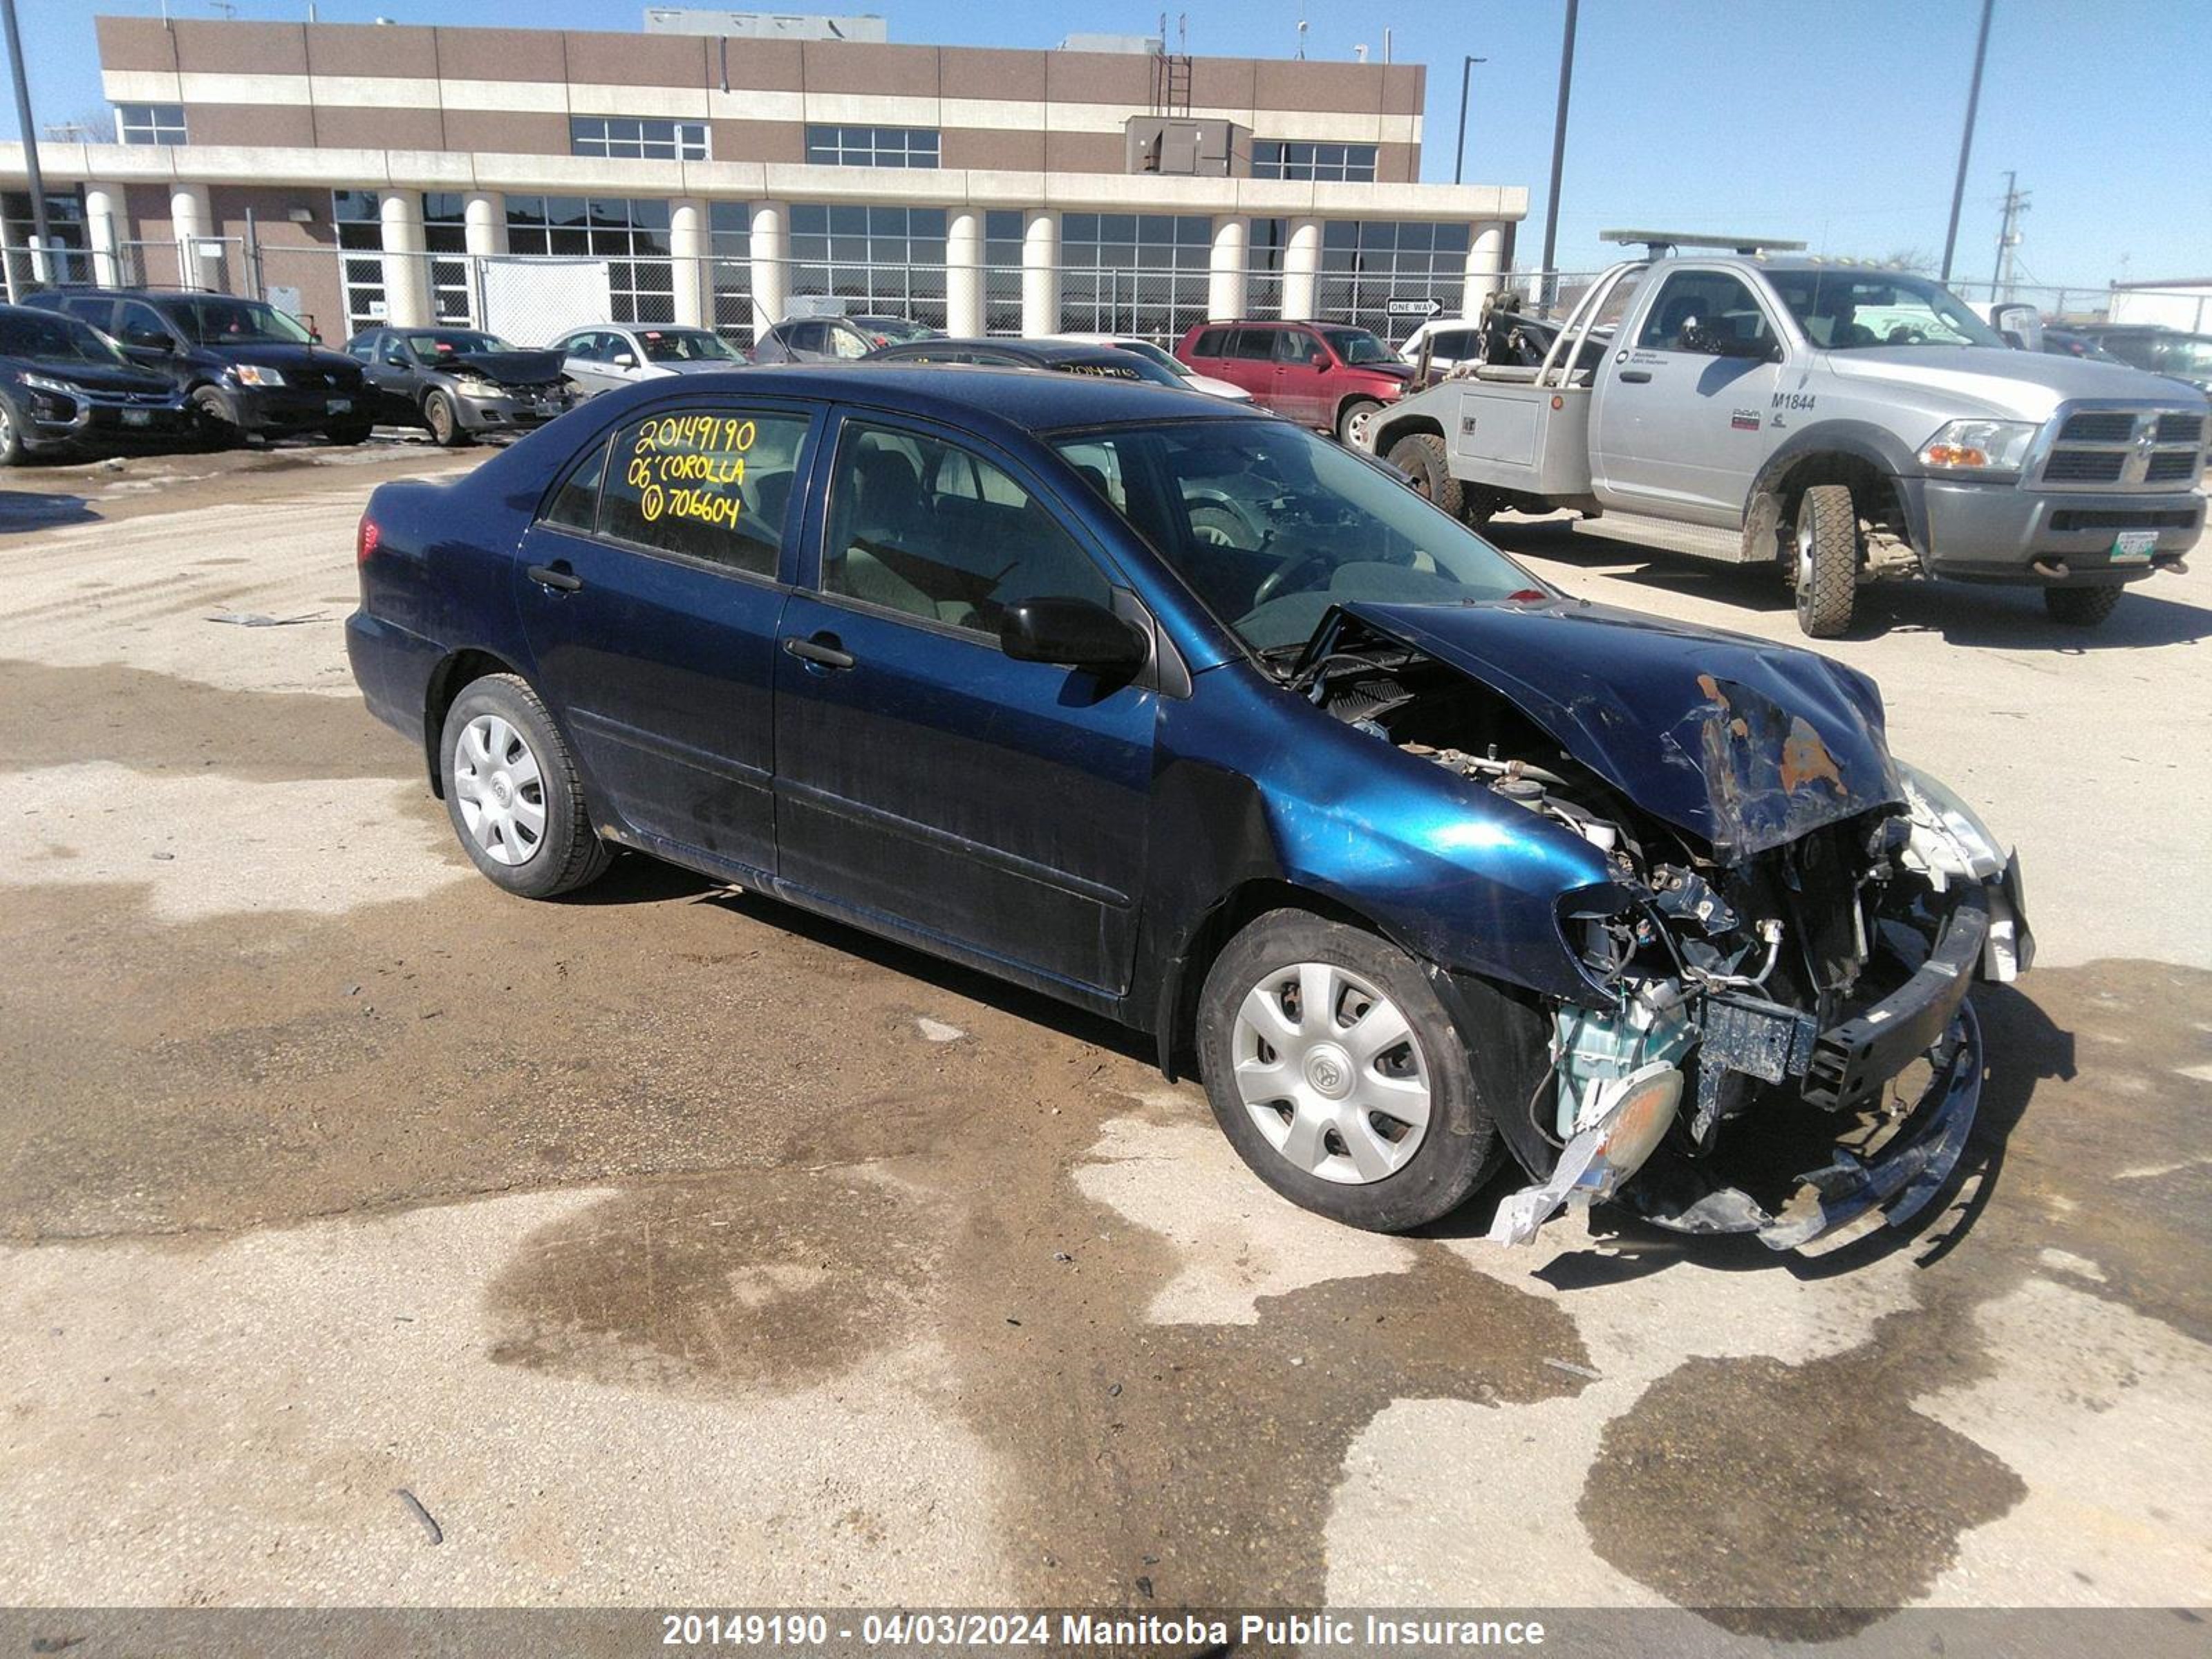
[1,15,1527,347]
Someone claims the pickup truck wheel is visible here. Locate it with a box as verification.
[1338,398,1382,448]
[2043,585,2124,628]
[1197,910,1500,1232]
[1792,483,1859,638]
[439,674,610,899]
[1386,432,1464,518]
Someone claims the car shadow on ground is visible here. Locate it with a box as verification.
[1421,980,2075,1286]
[0,489,98,532]
[1484,518,2212,652]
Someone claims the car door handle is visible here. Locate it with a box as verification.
[784,633,856,670]
[526,562,583,592]
[1618,369,1653,384]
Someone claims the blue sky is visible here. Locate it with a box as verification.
[16,0,2209,291]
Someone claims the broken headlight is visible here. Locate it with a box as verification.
[1895,760,2006,885]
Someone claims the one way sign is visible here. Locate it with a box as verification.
[1386,296,1444,319]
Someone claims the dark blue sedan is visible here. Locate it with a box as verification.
[348,365,2032,1247]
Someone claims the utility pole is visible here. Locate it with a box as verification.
[0,0,53,276]
[1940,0,1994,283]
[1453,55,1487,187]
[1537,0,1580,310]
[1991,171,2029,303]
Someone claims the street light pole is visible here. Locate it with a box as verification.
[0,0,53,272]
[1537,0,1580,309]
[1453,54,1487,187]
[1939,0,1994,283]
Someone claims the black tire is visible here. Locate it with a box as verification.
[1386,431,1465,519]
[1196,909,1503,1232]
[0,395,24,467]
[1336,397,1382,447]
[323,420,375,446]
[424,390,472,449]
[1188,501,1260,551]
[189,386,241,450]
[1792,482,1859,638]
[2043,584,2124,627]
[438,674,610,899]
[1459,487,1503,528]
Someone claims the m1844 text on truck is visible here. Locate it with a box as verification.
[1367,233,2209,636]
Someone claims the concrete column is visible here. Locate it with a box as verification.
[170,182,223,292]
[1020,208,1060,337]
[747,200,785,340]
[1207,215,1248,322]
[1280,215,1322,321]
[83,182,126,287]
[462,190,506,257]
[1463,218,1508,315]
[378,188,431,328]
[946,207,984,337]
[668,196,709,328]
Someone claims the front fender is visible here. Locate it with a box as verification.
[1745,418,1931,554]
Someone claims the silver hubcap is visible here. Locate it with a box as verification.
[1232,961,1431,1185]
[1795,516,1815,590]
[453,713,547,866]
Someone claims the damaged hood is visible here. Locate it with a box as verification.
[444,350,567,386]
[1339,599,1903,861]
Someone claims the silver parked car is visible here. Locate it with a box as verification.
[550,324,749,397]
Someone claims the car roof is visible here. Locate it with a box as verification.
[873,337,1129,363]
[611,361,1259,434]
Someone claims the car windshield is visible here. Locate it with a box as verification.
[1765,270,2005,350]
[1109,339,1194,377]
[406,330,516,357]
[1319,326,1395,365]
[636,328,744,363]
[1053,418,1533,655]
[0,310,131,368]
[857,317,936,344]
[2097,332,2212,379]
[162,297,314,346]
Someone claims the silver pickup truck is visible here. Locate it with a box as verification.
[1365,252,2209,635]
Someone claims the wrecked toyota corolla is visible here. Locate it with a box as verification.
[350,368,2028,1251]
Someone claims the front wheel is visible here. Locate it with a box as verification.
[1337,398,1382,449]
[2043,584,2124,628]
[1385,431,1465,519]
[1792,482,1859,637]
[439,675,610,898]
[324,420,375,447]
[424,390,472,449]
[189,386,241,450]
[1197,910,1501,1232]
[0,396,24,466]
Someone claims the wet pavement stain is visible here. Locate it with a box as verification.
[1579,1339,2025,1636]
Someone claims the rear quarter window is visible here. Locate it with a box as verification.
[1190,328,1228,357]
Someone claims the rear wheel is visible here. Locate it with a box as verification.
[438,674,609,899]
[324,420,375,446]
[0,397,24,466]
[1197,910,1501,1232]
[1792,482,1859,637]
[1386,431,1465,519]
[424,390,471,449]
[2044,584,2124,628]
[1337,397,1382,449]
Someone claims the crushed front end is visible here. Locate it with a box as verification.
[1296,601,2034,1252]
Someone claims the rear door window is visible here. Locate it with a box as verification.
[597,408,812,577]
[1226,327,1275,360]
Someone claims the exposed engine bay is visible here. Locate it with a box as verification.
[1291,605,2034,1249]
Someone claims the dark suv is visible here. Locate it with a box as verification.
[1175,320,1413,444]
[24,289,371,445]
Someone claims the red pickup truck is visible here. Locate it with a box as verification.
[1174,319,1414,444]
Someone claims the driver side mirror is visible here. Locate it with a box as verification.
[612,351,637,368]
[999,597,1147,673]
[382,347,409,367]
[123,327,171,351]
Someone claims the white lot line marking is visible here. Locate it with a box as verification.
[2,762,470,921]
[1071,1115,1418,1325]
[1318,1216,1926,1606]
[0,491,392,697]
[1915,1276,2212,1606]
[2113,1157,2212,1181]
[0,1190,1014,1604]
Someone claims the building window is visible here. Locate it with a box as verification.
[570,117,708,162]
[2,191,90,289]
[423,191,471,324]
[334,190,387,334]
[1319,220,1472,340]
[803,126,941,169]
[984,209,1024,335]
[1058,212,1211,343]
[1252,140,1378,183]
[115,104,187,147]
[507,196,675,324]
[787,203,947,328]
[709,201,753,342]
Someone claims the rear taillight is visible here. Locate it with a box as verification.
[356,514,380,565]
